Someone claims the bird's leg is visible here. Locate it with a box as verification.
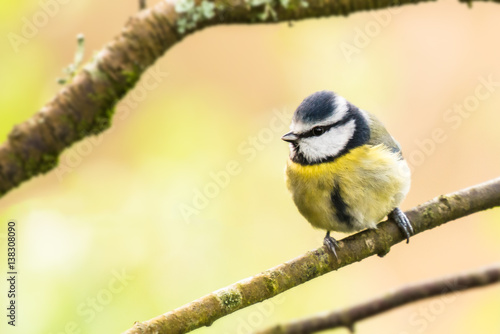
[323,231,339,258]
[389,207,414,243]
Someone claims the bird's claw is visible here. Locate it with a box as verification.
[323,231,339,258]
[390,207,414,243]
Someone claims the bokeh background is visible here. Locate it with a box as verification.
[1,0,500,333]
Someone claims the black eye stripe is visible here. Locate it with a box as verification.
[298,116,353,139]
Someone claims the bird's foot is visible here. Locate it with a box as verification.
[389,207,414,243]
[323,231,339,258]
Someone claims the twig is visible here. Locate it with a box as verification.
[256,263,500,334]
[57,33,85,85]
[122,177,500,334]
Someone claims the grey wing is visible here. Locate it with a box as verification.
[363,110,403,156]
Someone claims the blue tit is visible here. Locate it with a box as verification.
[282,90,413,257]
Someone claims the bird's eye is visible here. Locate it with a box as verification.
[312,127,325,136]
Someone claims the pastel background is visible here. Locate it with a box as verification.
[1,0,499,333]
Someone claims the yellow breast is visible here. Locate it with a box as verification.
[285,144,410,233]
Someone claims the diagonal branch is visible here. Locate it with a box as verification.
[2,0,498,197]
[122,177,500,334]
[256,263,500,334]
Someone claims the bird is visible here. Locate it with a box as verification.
[282,90,413,257]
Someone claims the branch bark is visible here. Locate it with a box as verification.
[256,263,500,334]
[122,177,500,334]
[2,0,496,197]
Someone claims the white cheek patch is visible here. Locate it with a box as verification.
[298,119,356,162]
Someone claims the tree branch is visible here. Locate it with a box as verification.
[2,0,497,197]
[256,263,500,334]
[122,177,500,334]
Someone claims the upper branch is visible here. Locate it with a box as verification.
[3,0,490,197]
[122,177,500,334]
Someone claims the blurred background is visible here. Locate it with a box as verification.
[1,0,500,333]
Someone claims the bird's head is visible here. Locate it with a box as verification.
[282,91,370,165]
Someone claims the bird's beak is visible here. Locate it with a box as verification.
[281,132,299,143]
